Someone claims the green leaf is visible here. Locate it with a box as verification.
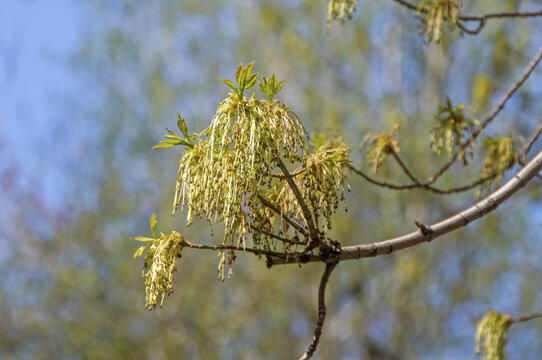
[258,80,267,94]
[275,80,285,93]
[238,68,247,91]
[234,63,243,85]
[177,113,188,138]
[245,73,258,90]
[258,73,285,102]
[149,213,157,237]
[132,236,156,242]
[152,129,194,149]
[244,61,254,77]
[218,78,236,91]
[133,243,151,259]
[233,62,257,93]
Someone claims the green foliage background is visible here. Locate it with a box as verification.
[2,1,542,359]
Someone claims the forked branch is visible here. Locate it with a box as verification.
[346,163,498,194]
[269,148,542,266]
[424,44,542,185]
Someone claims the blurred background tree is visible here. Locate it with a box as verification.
[1,0,542,359]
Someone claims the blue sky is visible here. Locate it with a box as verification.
[0,0,81,211]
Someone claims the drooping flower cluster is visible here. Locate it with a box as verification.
[417,0,462,43]
[326,0,357,32]
[135,229,184,310]
[300,134,350,229]
[475,310,511,360]
[172,64,307,249]
[430,98,479,163]
[478,136,516,194]
[360,125,400,174]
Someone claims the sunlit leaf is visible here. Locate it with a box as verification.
[218,78,236,91]
[149,213,157,237]
[177,113,189,138]
[133,243,151,259]
[132,236,156,242]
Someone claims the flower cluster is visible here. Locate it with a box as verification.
[134,227,184,311]
[360,125,400,174]
[478,136,516,194]
[327,0,357,32]
[475,310,511,360]
[301,134,350,229]
[172,64,307,249]
[417,0,462,43]
[430,98,479,163]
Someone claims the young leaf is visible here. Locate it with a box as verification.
[245,73,258,91]
[177,113,188,138]
[149,213,157,237]
[132,236,156,242]
[234,62,257,94]
[133,243,151,259]
[152,129,194,149]
[258,74,285,102]
[218,78,237,91]
[234,63,243,86]
[275,79,285,93]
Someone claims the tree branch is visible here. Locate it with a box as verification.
[257,194,308,235]
[392,0,542,35]
[180,239,292,258]
[391,151,422,184]
[268,149,542,266]
[423,44,542,185]
[461,10,542,22]
[249,225,305,246]
[276,157,320,244]
[270,167,306,179]
[520,120,542,159]
[298,261,338,360]
[391,0,417,11]
[509,312,542,324]
[346,163,498,195]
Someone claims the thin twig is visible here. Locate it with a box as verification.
[391,151,422,184]
[391,0,542,28]
[270,167,306,179]
[461,10,542,22]
[180,239,290,258]
[257,194,308,235]
[391,0,417,11]
[520,121,542,159]
[456,19,486,35]
[298,262,338,360]
[510,312,542,324]
[276,157,319,243]
[346,163,420,190]
[249,225,305,246]
[424,44,542,185]
[346,163,498,194]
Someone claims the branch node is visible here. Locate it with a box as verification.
[486,197,498,212]
[369,244,378,257]
[459,212,469,226]
[415,221,434,241]
[514,174,527,188]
